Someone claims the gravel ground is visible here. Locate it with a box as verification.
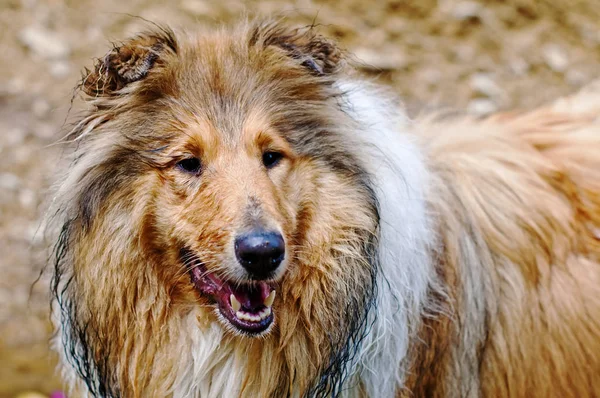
[1,0,599,396]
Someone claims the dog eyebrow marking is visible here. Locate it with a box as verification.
[146,145,169,153]
[277,42,324,76]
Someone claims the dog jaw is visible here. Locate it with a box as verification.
[186,250,277,335]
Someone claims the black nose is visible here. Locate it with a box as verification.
[235,231,285,278]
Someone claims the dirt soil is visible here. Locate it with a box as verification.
[1,0,599,396]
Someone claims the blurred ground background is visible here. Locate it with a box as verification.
[1,0,599,396]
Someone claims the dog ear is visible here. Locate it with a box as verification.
[250,21,343,76]
[82,28,177,97]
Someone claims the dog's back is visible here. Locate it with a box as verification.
[411,82,600,397]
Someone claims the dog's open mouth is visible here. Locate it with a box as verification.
[183,250,276,335]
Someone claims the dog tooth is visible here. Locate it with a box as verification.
[264,290,276,307]
[258,307,271,320]
[235,309,269,323]
[230,294,241,312]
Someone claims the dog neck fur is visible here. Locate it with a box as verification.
[333,80,437,397]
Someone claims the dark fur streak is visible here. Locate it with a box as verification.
[305,180,381,398]
[78,151,139,230]
[51,219,118,397]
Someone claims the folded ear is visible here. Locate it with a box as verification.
[82,28,177,97]
[250,21,343,76]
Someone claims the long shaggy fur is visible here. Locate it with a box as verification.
[48,19,600,397]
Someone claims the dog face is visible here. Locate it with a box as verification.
[106,24,357,337]
[152,105,299,335]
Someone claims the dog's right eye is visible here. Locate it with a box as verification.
[176,157,202,174]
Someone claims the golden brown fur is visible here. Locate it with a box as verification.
[49,19,600,398]
[414,84,600,396]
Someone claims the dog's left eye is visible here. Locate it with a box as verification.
[262,151,283,169]
[263,151,283,169]
[176,157,202,174]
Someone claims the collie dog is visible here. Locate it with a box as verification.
[48,20,600,397]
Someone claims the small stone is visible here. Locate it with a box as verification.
[578,23,600,45]
[542,44,569,73]
[467,99,497,116]
[0,172,21,191]
[469,73,504,98]
[3,127,27,148]
[50,60,71,79]
[86,26,103,41]
[20,0,39,8]
[32,98,50,118]
[419,68,442,85]
[35,123,57,140]
[354,47,408,71]
[363,29,388,47]
[19,25,70,60]
[454,45,476,63]
[383,16,408,36]
[566,69,587,86]
[450,1,482,21]
[180,0,215,16]
[509,58,530,76]
[19,188,36,209]
[4,77,26,95]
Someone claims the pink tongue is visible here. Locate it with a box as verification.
[231,282,271,311]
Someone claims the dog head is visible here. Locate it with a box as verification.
[52,20,379,395]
